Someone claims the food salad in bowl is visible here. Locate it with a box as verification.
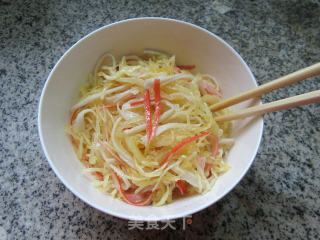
[38,17,263,221]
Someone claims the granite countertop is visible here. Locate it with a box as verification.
[0,0,319,239]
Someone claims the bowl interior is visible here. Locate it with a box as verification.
[39,18,263,221]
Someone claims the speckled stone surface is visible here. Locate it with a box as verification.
[0,0,319,239]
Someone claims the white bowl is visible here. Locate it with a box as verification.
[38,17,263,221]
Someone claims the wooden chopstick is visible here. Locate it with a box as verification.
[210,62,320,112]
[215,90,320,122]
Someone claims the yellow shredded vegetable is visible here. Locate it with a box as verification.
[65,50,233,206]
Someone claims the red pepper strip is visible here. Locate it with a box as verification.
[177,65,195,70]
[201,81,222,97]
[206,164,213,170]
[130,98,155,106]
[175,67,182,73]
[112,171,153,206]
[70,108,78,125]
[176,180,187,195]
[204,86,221,97]
[95,172,104,180]
[160,132,218,166]
[71,136,78,148]
[150,79,161,142]
[210,134,219,159]
[205,163,213,177]
[83,155,89,162]
[144,89,152,142]
[99,104,117,110]
[82,153,92,168]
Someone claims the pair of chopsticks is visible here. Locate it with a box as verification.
[214,63,320,122]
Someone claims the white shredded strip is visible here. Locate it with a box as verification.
[73,109,95,132]
[220,138,235,145]
[142,123,201,143]
[111,118,135,168]
[71,85,127,110]
[144,73,193,89]
[94,53,116,77]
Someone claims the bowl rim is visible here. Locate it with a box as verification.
[38,17,264,221]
